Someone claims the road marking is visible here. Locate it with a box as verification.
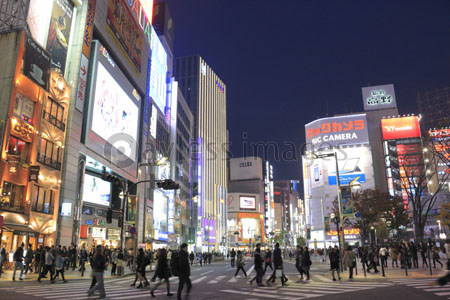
[313,274,333,282]
[208,275,226,284]
[226,268,234,271]
[192,276,207,283]
[200,270,214,275]
[247,265,255,276]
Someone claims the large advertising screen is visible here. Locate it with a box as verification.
[305,114,369,150]
[381,116,421,140]
[326,147,370,185]
[149,26,168,113]
[91,61,139,159]
[362,84,397,111]
[240,196,256,210]
[83,174,111,207]
[86,41,141,173]
[26,0,74,73]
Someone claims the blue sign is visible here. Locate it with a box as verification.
[328,173,366,185]
[85,220,94,225]
[130,226,137,235]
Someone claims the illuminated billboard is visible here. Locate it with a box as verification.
[240,196,256,210]
[86,41,141,175]
[326,147,369,185]
[83,174,111,207]
[26,0,74,73]
[381,116,421,140]
[305,114,369,150]
[362,84,397,111]
[149,26,168,113]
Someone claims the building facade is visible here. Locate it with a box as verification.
[175,55,228,252]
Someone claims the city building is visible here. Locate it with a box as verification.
[52,0,153,251]
[0,32,72,251]
[175,55,228,252]
[273,180,300,247]
[227,157,266,250]
[417,86,450,131]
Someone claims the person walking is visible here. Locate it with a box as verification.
[198,252,203,266]
[150,248,173,297]
[379,245,388,268]
[79,244,88,277]
[295,245,305,281]
[132,248,149,288]
[111,248,117,276]
[267,243,288,286]
[174,243,192,300]
[189,251,195,266]
[390,245,398,268]
[38,246,55,282]
[230,248,236,267]
[203,252,208,265]
[12,242,25,281]
[343,246,356,280]
[433,244,444,268]
[88,246,106,298]
[249,243,264,287]
[52,250,67,283]
[329,246,341,281]
[24,244,34,275]
[207,252,212,264]
[410,242,419,268]
[301,246,312,281]
[418,241,429,267]
[264,249,273,274]
[0,244,6,277]
[234,250,247,276]
[34,245,42,274]
[117,249,125,276]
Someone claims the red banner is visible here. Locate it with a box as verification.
[381,116,421,140]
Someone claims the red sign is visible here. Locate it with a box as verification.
[381,116,421,140]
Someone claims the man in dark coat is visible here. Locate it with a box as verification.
[177,243,192,300]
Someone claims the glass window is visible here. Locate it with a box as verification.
[0,181,23,210]
[7,136,29,162]
[33,186,54,214]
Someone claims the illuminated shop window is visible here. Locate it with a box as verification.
[7,135,29,162]
[0,181,24,213]
[33,186,54,214]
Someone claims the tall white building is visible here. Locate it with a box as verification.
[175,56,227,252]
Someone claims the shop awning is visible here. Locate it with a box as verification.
[2,224,39,237]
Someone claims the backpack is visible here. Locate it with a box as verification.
[170,252,180,276]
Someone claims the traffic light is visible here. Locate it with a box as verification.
[106,208,113,224]
[156,179,180,190]
[102,167,124,188]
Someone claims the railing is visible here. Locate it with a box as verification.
[32,203,54,215]
[42,110,65,131]
[0,202,25,214]
[37,153,61,170]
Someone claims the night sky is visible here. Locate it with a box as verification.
[165,0,450,181]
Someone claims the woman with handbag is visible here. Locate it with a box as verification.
[234,250,247,276]
[343,245,356,280]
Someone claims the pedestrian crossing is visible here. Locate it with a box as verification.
[221,279,394,299]
[389,277,450,299]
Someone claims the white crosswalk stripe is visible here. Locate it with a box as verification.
[221,279,393,299]
[389,277,450,298]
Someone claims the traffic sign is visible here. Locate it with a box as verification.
[129,226,137,235]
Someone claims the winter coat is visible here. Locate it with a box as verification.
[329,251,340,270]
[302,250,312,267]
[178,250,191,277]
[156,254,171,279]
[254,250,263,269]
[273,247,283,267]
[236,253,245,267]
[55,255,64,270]
[92,254,106,272]
[343,250,356,268]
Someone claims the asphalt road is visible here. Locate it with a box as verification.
[0,259,446,299]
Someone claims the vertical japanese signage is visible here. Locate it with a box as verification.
[75,0,95,112]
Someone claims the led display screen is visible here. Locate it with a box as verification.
[83,174,111,207]
[381,116,421,140]
[149,27,167,113]
[240,196,256,210]
[91,61,139,159]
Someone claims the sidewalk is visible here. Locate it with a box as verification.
[0,265,135,282]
